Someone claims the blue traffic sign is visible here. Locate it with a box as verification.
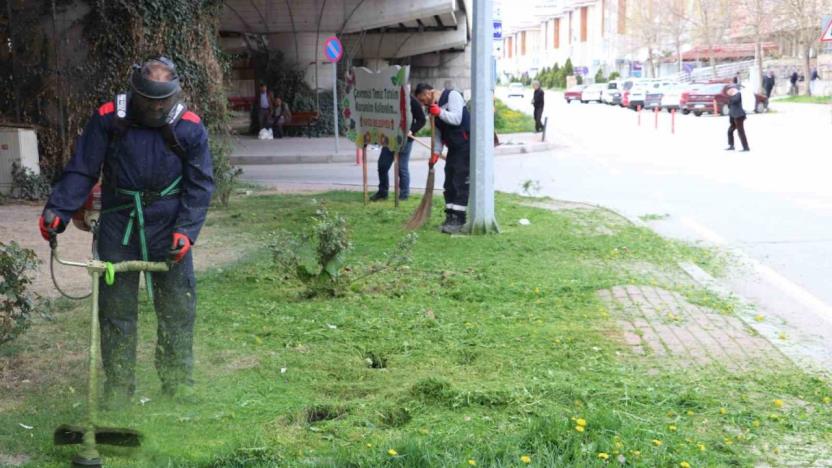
[324,36,343,63]
[493,20,502,39]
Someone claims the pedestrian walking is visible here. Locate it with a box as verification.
[790,69,799,96]
[39,56,214,404]
[415,82,471,234]
[532,80,545,133]
[763,70,775,98]
[272,96,291,138]
[370,92,426,201]
[725,85,749,152]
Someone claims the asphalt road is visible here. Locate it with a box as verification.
[241,87,832,373]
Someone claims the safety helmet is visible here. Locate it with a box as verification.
[129,56,183,127]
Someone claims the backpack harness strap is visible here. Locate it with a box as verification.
[103,94,188,301]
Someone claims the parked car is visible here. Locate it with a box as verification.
[660,83,699,112]
[601,81,621,105]
[507,82,525,98]
[580,84,606,103]
[619,79,641,108]
[564,85,588,103]
[644,81,676,110]
[682,83,769,116]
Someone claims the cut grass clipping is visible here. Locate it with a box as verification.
[1,191,831,467]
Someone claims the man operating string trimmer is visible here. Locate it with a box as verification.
[415,82,471,234]
[39,56,214,405]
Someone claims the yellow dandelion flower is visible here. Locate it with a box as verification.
[631,450,641,457]
[774,399,784,408]
[719,407,727,415]
[680,462,691,468]
[772,447,780,454]
[520,455,532,464]
[778,332,788,340]
[723,437,733,445]
[534,287,540,294]
[598,452,610,460]
[752,420,761,428]
[697,443,706,452]
[614,441,623,449]
[754,314,765,322]
[388,449,398,456]
[686,410,695,416]
[575,425,585,433]
[468,460,477,466]
[652,439,663,447]
[669,425,677,432]
[576,418,587,427]
[823,396,831,404]
[366,443,373,448]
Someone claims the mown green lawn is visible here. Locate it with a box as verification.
[775,95,832,104]
[1,192,831,467]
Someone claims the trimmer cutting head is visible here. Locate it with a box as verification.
[54,424,142,447]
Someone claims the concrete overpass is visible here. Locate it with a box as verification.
[220,0,472,98]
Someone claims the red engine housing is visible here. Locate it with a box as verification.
[71,183,102,232]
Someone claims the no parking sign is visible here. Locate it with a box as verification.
[324,36,343,63]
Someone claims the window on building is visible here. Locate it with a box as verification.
[569,12,573,44]
[580,7,588,42]
[554,18,560,49]
[601,0,605,38]
[618,0,626,34]
[521,31,526,55]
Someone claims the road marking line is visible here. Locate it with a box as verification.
[679,216,832,327]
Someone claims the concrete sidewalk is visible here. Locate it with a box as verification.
[229,132,556,165]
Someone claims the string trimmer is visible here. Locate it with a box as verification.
[50,233,168,467]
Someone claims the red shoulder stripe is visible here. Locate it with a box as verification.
[181,111,201,124]
[98,101,115,116]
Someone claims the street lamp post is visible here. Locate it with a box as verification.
[465,0,500,234]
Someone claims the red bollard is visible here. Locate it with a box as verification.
[671,108,676,134]
[654,107,659,129]
[637,105,642,126]
[355,146,361,165]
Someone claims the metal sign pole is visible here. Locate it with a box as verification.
[333,62,339,154]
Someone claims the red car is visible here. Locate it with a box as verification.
[682,83,769,116]
[564,85,587,103]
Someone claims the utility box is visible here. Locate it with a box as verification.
[0,127,40,195]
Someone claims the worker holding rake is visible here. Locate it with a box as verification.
[415,82,471,234]
[39,56,214,405]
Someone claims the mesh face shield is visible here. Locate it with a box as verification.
[129,57,182,127]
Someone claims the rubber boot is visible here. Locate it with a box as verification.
[439,209,454,232]
[441,210,466,234]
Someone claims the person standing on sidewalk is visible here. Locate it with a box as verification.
[415,82,471,234]
[256,83,274,132]
[370,92,426,201]
[725,85,750,152]
[532,80,544,133]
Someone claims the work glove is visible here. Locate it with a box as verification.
[428,104,441,117]
[429,153,440,167]
[169,232,191,263]
[39,209,65,242]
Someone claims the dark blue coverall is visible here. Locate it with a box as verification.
[45,101,214,395]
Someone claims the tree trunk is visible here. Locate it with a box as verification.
[803,43,811,96]
[755,37,763,94]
